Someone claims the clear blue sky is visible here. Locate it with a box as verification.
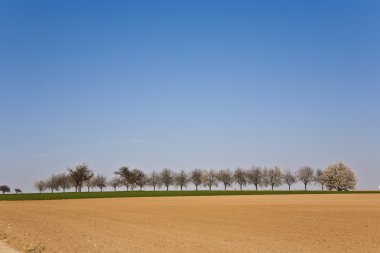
[1,0,379,192]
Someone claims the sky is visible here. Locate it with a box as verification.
[0,0,379,192]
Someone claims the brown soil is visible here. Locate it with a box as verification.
[0,241,19,253]
[0,194,379,253]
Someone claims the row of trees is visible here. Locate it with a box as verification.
[34,162,357,193]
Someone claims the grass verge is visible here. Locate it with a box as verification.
[0,190,379,201]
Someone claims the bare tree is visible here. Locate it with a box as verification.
[15,188,22,194]
[68,163,94,192]
[126,168,145,191]
[263,167,283,191]
[108,177,122,191]
[148,171,161,191]
[283,169,297,191]
[56,173,71,192]
[133,169,147,191]
[114,166,132,191]
[234,168,247,190]
[175,170,189,191]
[314,169,325,191]
[84,177,95,192]
[46,174,60,193]
[297,166,314,190]
[246,166,262,191]
[218,169,233,190]
[190,169,203,191]
[160,168,173,191]
[321,162,357,191]
[202,169,218,190]
[93,174,107,192]
[0,185,10,194]
[34,180,46,193]
[127,169,138,191]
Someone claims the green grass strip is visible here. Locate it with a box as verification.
[1,190,379,201]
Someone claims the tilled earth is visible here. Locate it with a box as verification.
[0,194,379,253]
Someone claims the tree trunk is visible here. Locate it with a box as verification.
[166,185,169,191]
[304,183,307,191]
[196,185,198,191]
[153,185,156,191]
[288,185,291,191]
[114,186,116,191]
[322,184,324,191]
[255,184,258,191]
[209,185,211,191]
[180,186,183,191]
[271,185,274,191]
[240,184,242,190]
[224,184,227,190]
[101,188,103,192]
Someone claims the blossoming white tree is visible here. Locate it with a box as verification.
[322,162,357,191]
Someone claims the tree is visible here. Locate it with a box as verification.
[190,169,203,191]
[148,171,161,191]
[133,169,147,191]
[321,162,357,191]
[93,174,107,192]
[160,168,173,191]
[263,167,283,191]
[218,169,233,190]
[46,174,60,193]
[34,180,46,193]
[15,188,22,194]
[202,169,218,190]
[84,177,95,192]
[246,166,262,191]
[175,170,189,191]
[108,177,122,191]
[297,166,314,190]
[126,168,143,191]
[314,169,326,191]
[56,173,71,192]
[0,185,10,194]
[126,169,138,191]
[283,169,297,191]
[68,163,94,192]
[234,168,247,190]
[114,166,132,191]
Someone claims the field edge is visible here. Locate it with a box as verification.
[1,190,379,201]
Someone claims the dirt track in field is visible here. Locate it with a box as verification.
[0,194,379,253]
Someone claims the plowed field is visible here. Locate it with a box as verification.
[0,194,379,253]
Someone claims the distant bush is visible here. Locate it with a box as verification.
[0,185,11,194]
